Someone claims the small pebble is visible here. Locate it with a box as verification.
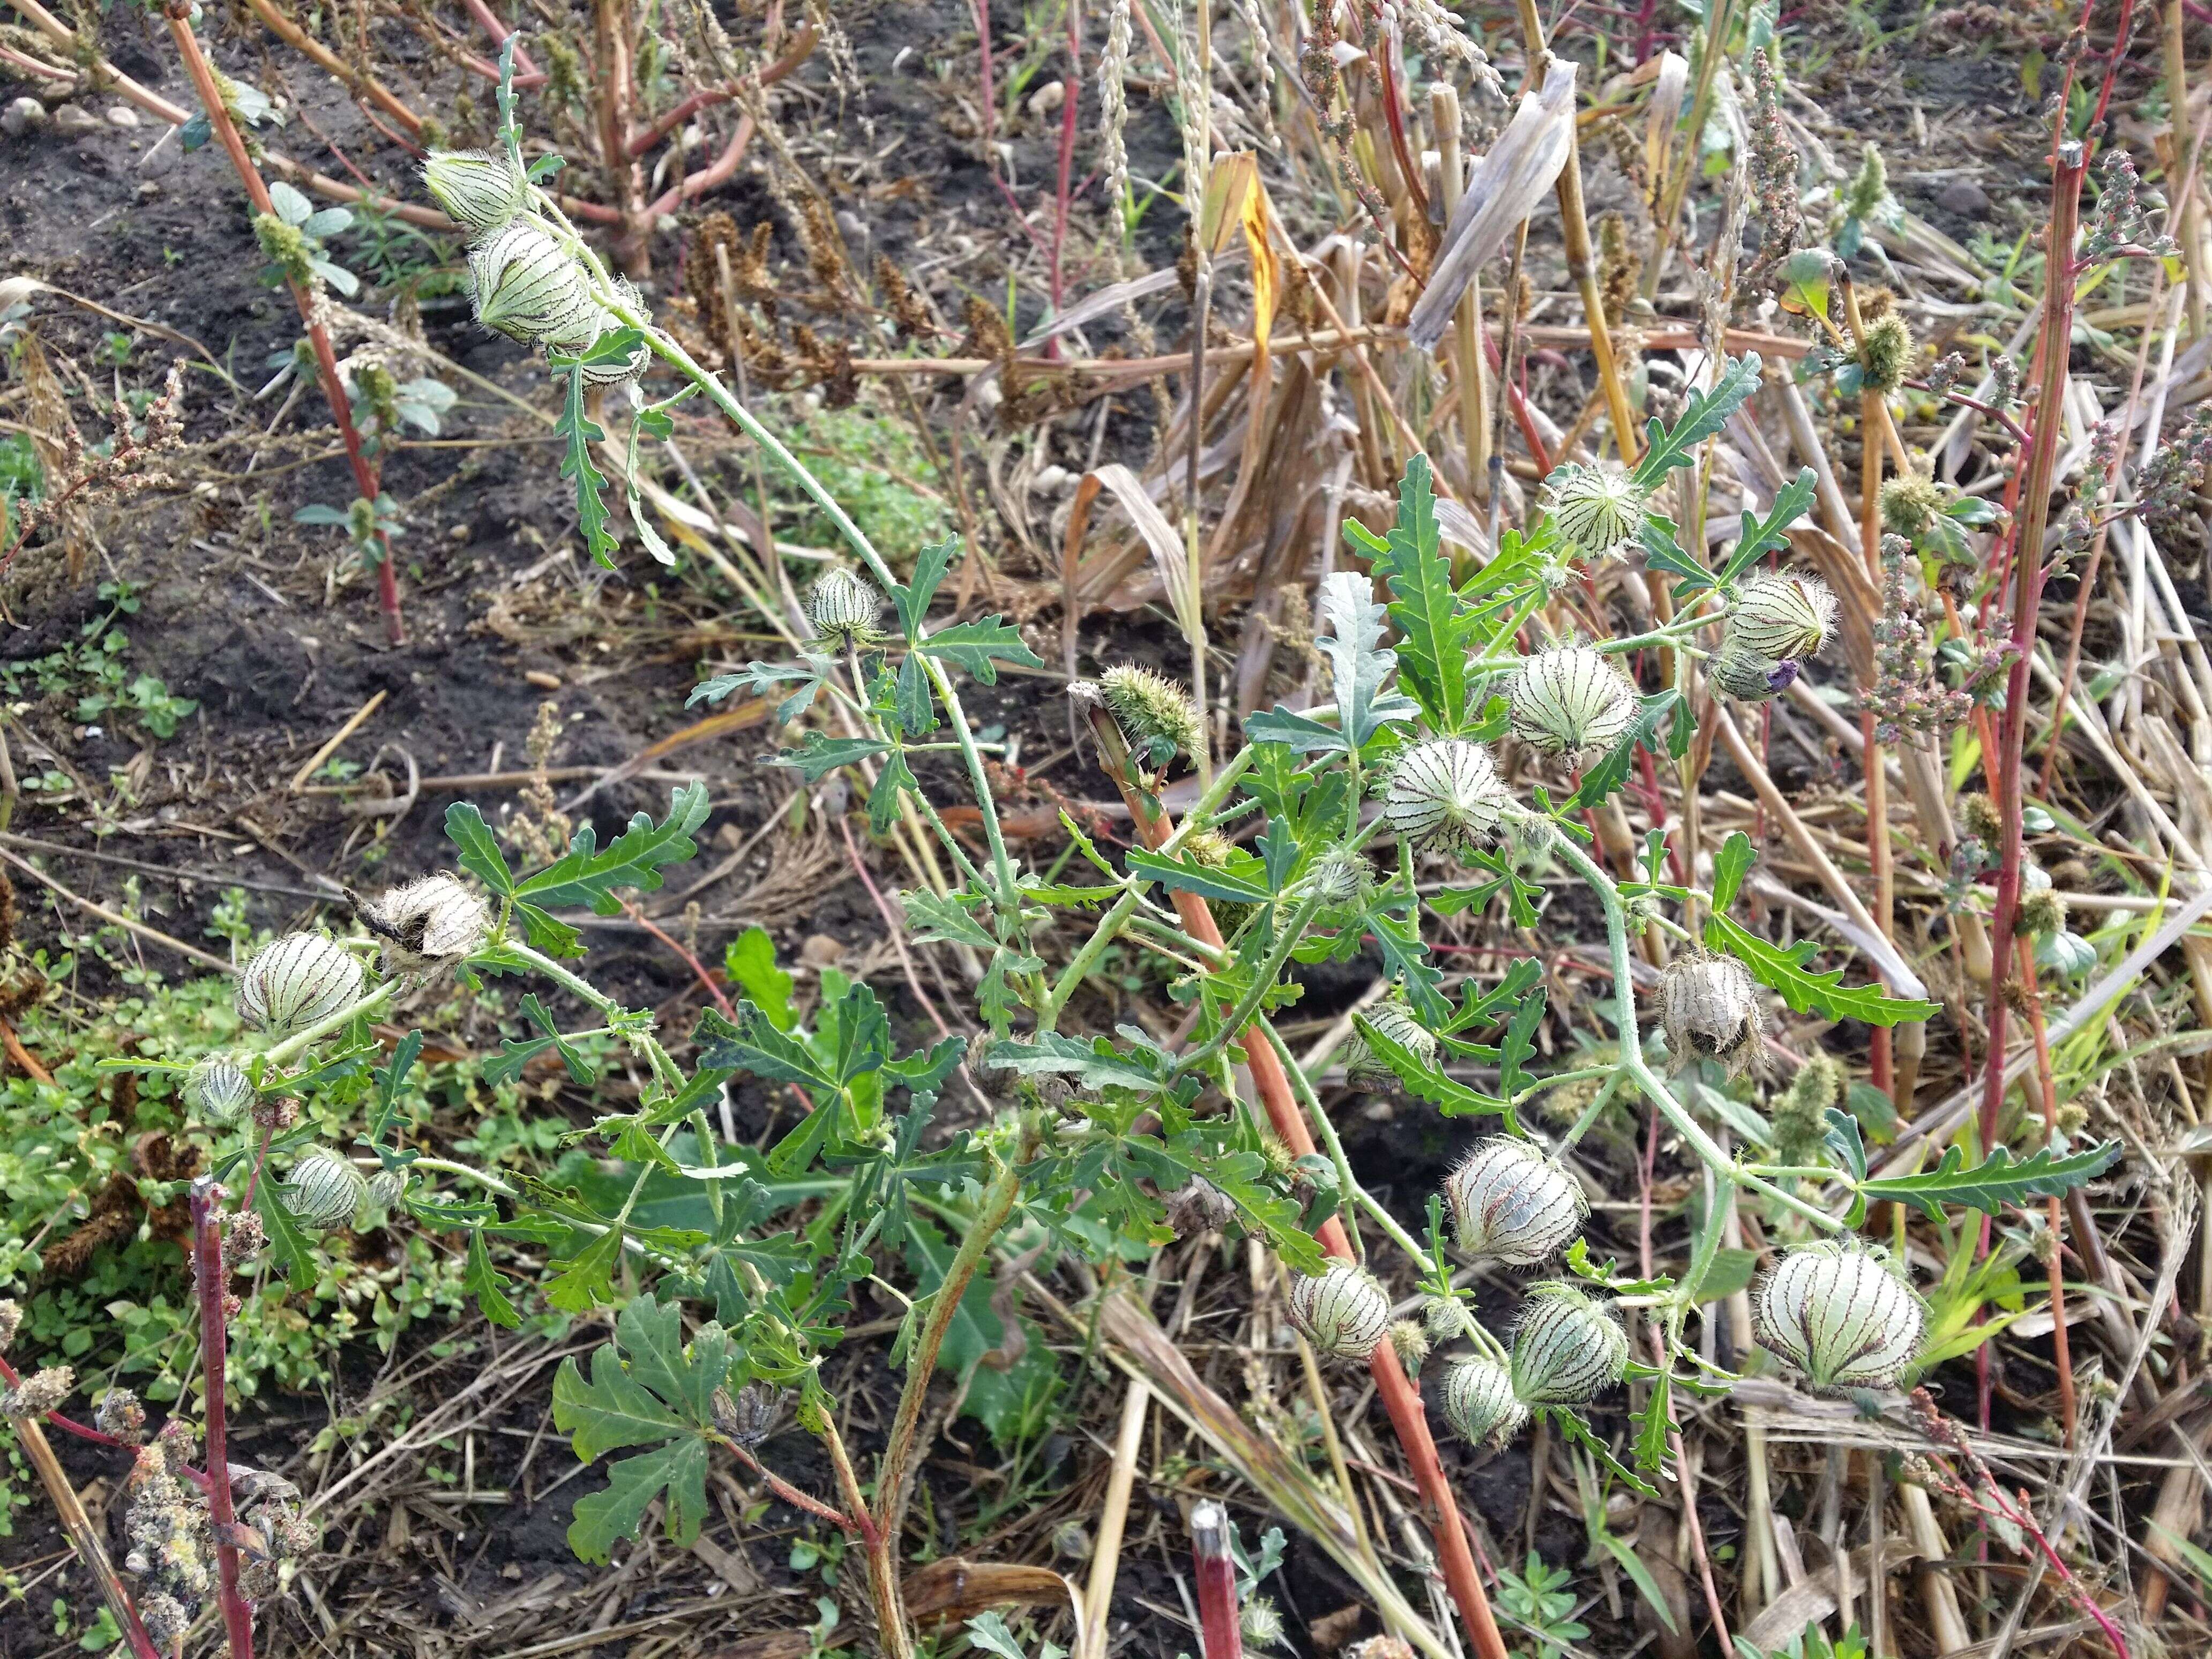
[1936,178,1990,218]
[52,104,101,137]
[1028,79,1065,118]
[106,105,140,129]
[447,522,470,542]
[2,96,46,137]
[1032,464,1073,494]
[799,933,846,970]
[524,670,563,690]
[136,180,160,199]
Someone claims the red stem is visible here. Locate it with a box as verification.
[1191,1501,1244,1659]
[189,1180,255,1659]
[1049,0,1082,314]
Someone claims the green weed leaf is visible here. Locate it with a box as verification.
[444,803,515,895]
[515,781,711,913]
[918,618,1044,683]
[1859,1140,2123,1220]
[1364,453,1472,731]
[1631,354,1763,491]
[554,363,619,567]
[1705,914,1939,1026]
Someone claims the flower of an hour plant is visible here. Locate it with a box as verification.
[1728,571,1837,661]
[1509,644,1639,756]
[806,567,883,646]
[1340,1000,1439,1088]
[1441,1356,1529,1446]
[1443,1139,1587,1266]
[1509,1284,1628,1403]
[1752,1238,1927,1390]
[1709,637,1800,703]
[183,1058,253,1126]
[1384,738,1512,856]
[237,933,363,1037]
[282,1146,368,1229]
[1539,462,1649,562]
[1660,952,1765,1076]
[420,148,530,236]
[1286,1262,1394,1360]
[467,221,597,346]
[355,874,489,975]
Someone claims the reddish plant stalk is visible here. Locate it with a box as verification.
[1975,145,2086,1178]
[163,3,403,646]
[188,1179,255,1659]
[1049,0,1082,316]
[2017,933,2076,1446]
[1191,1501,1243,1658]
[1087,715,1512,1659]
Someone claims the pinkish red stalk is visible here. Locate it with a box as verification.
[1190,1501,1243,1659]
[189,1179,256,1659]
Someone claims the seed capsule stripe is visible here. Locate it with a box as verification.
[1385,739,1508,849]
[1754,1244,1926,1387]
[1287,1265,1394,1358]
[1511,1291,1626,1403]
[239,935,363,1033]
[1442,1358,1528,1445]
[1511,648,1638,753]
[1731,573,1836,660]
[469,225,596,342]
[1446,1141,1586,1265]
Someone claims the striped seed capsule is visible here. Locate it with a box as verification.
[183,1058,253,1126]
[1509,646,1638,756]
[1752,1239,1927,1391]
[1384,739,1512,856]
[357,874,489,975]
[420,148,529,235]
[468,221,597,347]
[1709,638,1798,703]
[1728,571,1837,661]
[1286,1262,1394,1360]
[806,567,883,645]
[237,934,363,1037]
[1340,1000,1439,1088]
[1443,1139,1587,1266]
[549,280,654,386]
[1539,463,1648,562]
[282,1147,367,1230]
[1509,1284,1628,1404]
[1441,1357,1529,1446]
[1660,952,1764,1077]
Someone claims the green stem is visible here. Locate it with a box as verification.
[1176,892,1328,1074]
[257,978,399,1068]
[1041,886,1145,1028]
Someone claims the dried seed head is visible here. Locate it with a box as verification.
[713,1381,781,1445]
[1879,473,1951,540]
[222,1210,265,1271]
[468,221,597,346]
[2,1364,73,1417]
[2017,885,2067,938]
[1660,952,1765,1075]
[1340,1000,1439,1088]
[0,1300,18,1354]
[1388,1318,1432,1373]
[1509,645,1639,756]
[95,1387,147,1445]
[1769,1051,1845,1162]
[1959,792,2002,845]
[806,566,883,645]
[184,1058,253,1126]
[1100,664,1205,768]
[1443,1139,1587,1266]
[281,1147,367,1230]
[356,874,489,975]
[1384,738,1513,856]
[1709,638,1799,703]
[1509,1284,1627,1404]
[1242,1597,1288,1649]
[139,1594,191,1654]
[1858,313,1915,394]
[1162,1175,1237,1237]
[420,148,530,235]
[1752,1238,1927,1390]
[1729,572,1837,661]
[237,933,363,1037]
[1286,1262,1394,1359]
[1540,463,1649,562]
[1441,1357,1529,1446]
[365,1168,408,1209]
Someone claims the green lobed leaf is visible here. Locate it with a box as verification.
[891,535,958,640]
[1717,467,1818,587]
[1859,1139,2123,1220]
[1365,453,1471,732]
[554,363,620,567]
[869,747,920,836]
[1568,690,1679,813]
[694,1002,838,1091]
[1704,914,1940,1027]
[902,888,999,953]
[1711,829,1757,913]
[566,1440,712,1564]
[689,661,823,726]
[1315,569,1422,749]
[722,928,795,1030]
[987,1030,1169,1095]
[444,803,515,895]
[1352,1008,1506,1117]
[918,618,1045,683]
[515,781,711,913]
[545,1227,625,1313]
[762,733,891,782]
[1630,354,1764,491]
[464,1228,521,1328]
[1126,847,1274,905]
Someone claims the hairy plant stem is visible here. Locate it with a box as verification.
[189,1179,256,1659]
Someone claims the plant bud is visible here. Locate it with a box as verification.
[1538,462,1648,562]
[184,1058,253,1125]
[1660,952,1765,1076]
[1959,792,2001,845]
[237,933,363,1036]
[1728,572,1837,661]
[1099,663,1204,767]
[1709,637,1798,702]
[468,221,597,346]
[1340,1000,1438,1088]
[1879,473,1949,540]
[1441,1357,1529,1446]
[1388,1318,1432,1373]
[1242,1597,1287,1649]
[1286,1262,1393,1360]
[1,1364,73,1417]
[1304,848,1371,907]
[1509,1284,1627,1404]
[1443,1139,1587,1266]
[806,566,883,645]
[1752,1238,1927,1391]
[365,1168,407,1209]
[282,1147,367,1230]
[1858,313,1915,394]
[1509,645,1638,756]
[1162,1175,1236,1236]
[420,147,529,235]
[1183,828,1260,936]
[1385,738,1512,855]
[357,873,489,975]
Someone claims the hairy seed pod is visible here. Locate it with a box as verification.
[357,874,489,975]
[1752,1238,1927,1390]
[1444,1139,1588,1266]
[1388,1318,1431,1373]
[1858,313,1915,394]
[1441,1357,1530,1446]
[1539,462,1648,561]
[95,1387,147,1445]
[0,1300,19,1354]
[1304,848,1371,907]
[1509,1284,1628,1403]
[1509,646,1638,756]
[237,933,363,1036]
[1182,828,1260,936]
[806,567,883,644]
[365,1169,407,1209]
[1660,952,1765,1076]
[1340,1000,1439,1087]
[282,1147,367,1229]
[1729,572,1837,661]
[420,148,529,235]
[1709,638,1798,702]
[1099,663,1204,766]
[1385,738,1512,855]
[1242,1596,1287,1649]
[550,303,653,386]
[468,221,597,346]
[184,1058,253,1125]
[1286,1262,1394,1359]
